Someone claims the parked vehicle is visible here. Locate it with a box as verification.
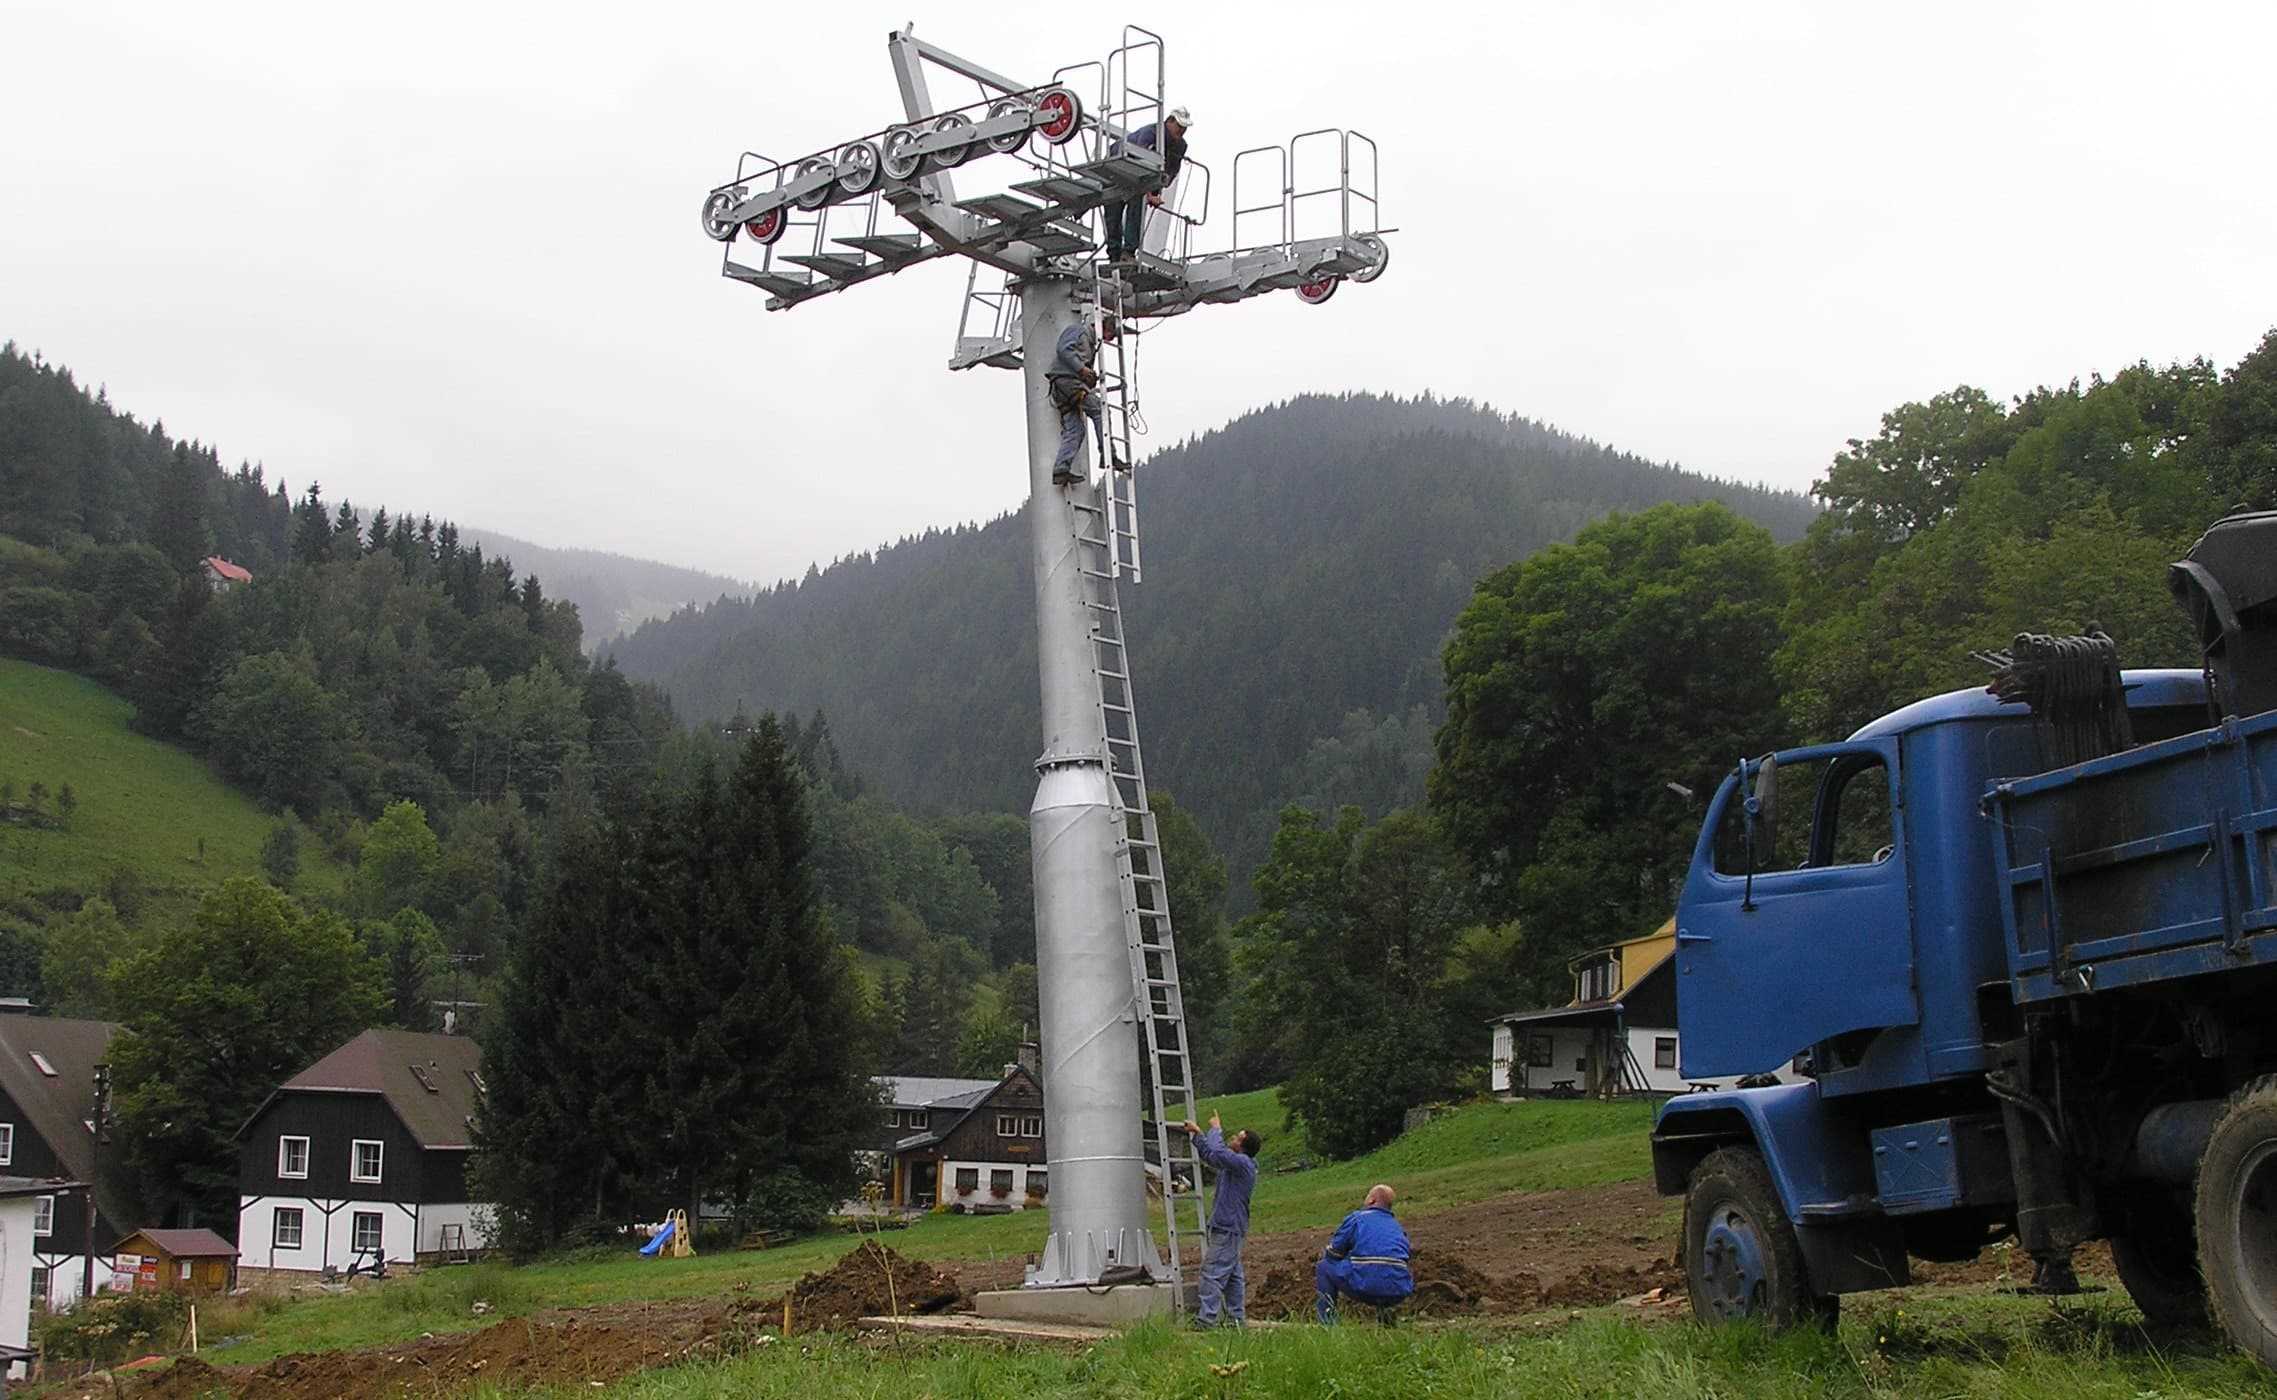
[1653,511,2277,1365]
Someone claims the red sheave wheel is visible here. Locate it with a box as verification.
[1035,88,1082,145]
[1297,274,1341,306]
[745,208,787,245]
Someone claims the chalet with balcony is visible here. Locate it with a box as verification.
[878,1046,1048,1211]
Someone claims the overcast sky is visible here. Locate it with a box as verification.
[6,1,2273,581]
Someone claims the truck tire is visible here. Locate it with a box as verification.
[2110,1192,2206,1327]
[1684,1145,1837,1329]
[2198,1075,2277,1366]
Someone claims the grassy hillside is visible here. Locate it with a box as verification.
[0,659,341,900]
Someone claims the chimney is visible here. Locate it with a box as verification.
[1017,1039,1041,1078]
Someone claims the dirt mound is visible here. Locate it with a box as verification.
[1248,1256,1547,1319]
[233,1313,714,1400]
[121,1355,230,1399]
[764,1241,962,1332]
[1540,1260,1683,1308]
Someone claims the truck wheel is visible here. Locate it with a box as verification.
[2197,1075,2277,1365]
[1685,1146,1837,1329]
[2111,1192,2206,1327]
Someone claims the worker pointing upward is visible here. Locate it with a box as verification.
[1178,1107,1260,1328]
[1103,106,1192,266]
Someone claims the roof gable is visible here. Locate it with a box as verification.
[274,1029,485,1149]
[0,1017,131,1224]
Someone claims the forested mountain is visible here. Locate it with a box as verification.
[460,527,748,648]
[607,393,1818,877]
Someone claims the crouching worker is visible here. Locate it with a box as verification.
[1315,1183,1413,1324]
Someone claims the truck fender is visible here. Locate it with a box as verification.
[1654,1084,1907,1295]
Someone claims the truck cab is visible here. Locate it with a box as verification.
[1649,513,2277,1364]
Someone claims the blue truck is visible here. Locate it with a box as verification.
[1652,511,2277,1364]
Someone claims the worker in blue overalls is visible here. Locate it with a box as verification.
[1314,1183,1414,1324]
[1178,1108,1260,1327]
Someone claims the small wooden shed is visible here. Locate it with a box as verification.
[112,1228,236,1296]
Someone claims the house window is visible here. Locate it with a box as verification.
[1525,1036,1553,1069]
[1655,1037,1678,1070]
[466,1069,487,1096]
[351,1139,384,1184]
[1019,1115,1043,1138]
[0,1122,13,1165]
[274,1207,304,1250]
[28,1052,55,1077]
[178,1260,192,1281]
[1574,1057,1587,1072]
[278,1136,310,1179]
[954,1167,979,1193]
[351,1211,383,1254]
[1026,1170,1048,1198]
[33,1196,53,1236]
[990,1169,1014,1196]
[907,1110,927,1130]
[409,1064,439,1093]
[29,1267,46,1303]
[1578,959,1617,1003]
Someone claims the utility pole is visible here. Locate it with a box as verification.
[693,23,1388,1319]
[86,1062,110,1306]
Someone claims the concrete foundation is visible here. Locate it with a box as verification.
[974,1281,1189,1327]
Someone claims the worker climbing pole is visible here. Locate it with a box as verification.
[693,21,1391,1318]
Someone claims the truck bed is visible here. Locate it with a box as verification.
[1987,708,2277,1001]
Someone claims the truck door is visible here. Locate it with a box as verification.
[1676,738,1919,1079]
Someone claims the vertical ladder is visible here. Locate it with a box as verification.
[1067,487,1203,1302]
[1090,273,1144,579]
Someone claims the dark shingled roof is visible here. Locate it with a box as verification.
[0,1017,132,1227]
[275,1030,485,1150]
[120,1227,235,1258]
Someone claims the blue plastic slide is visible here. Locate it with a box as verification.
[638,1219,676,1256]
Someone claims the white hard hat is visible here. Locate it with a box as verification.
[1168,106,1192,127]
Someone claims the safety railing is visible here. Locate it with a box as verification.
[1289,128,1379,243]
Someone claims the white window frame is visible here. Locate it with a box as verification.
[996,1113,1018,1136]
[178,1259,192,1281]
[278,1135,310,1180]
[1019,1115,1043,1138]
[273,1206,304,1250]
[33,1195,53,1236]
[0,1121,13,1165]
[350,1210,383,1254]
[350,1138,384,1184]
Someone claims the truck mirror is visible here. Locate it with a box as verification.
[1747,754,1779,862]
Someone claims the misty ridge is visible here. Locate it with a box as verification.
[605,390,1817,880]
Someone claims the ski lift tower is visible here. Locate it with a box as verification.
[697,24,1388,1321]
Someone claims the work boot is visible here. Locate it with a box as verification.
[1111,455,1131,474]
[1052,468,1081,486]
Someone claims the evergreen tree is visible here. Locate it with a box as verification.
[291,483,331,565]
[149,443,210,575]
[367,506,391,556]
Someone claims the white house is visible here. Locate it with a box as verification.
[0,1176,69,1375]
[1489,921,1789,1096]
[235,1029,493,1275]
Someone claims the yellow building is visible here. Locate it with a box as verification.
[1486,917,1776,1097]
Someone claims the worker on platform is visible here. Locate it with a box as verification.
[1101,106,1191,266]
[1178,1107,1261,1327]
[1314,1183,1414,1324]
[1047,312,1127,486]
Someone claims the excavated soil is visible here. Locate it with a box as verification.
[770,1239,963,1332]
[85,1245,964,1400]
